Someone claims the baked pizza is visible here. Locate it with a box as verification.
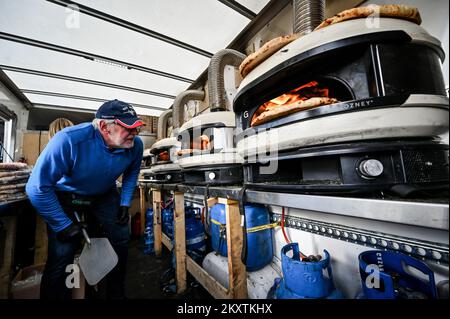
[239,33,301,78]
[315,4,421,30]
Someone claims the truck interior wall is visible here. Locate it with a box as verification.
[269,205,449,298]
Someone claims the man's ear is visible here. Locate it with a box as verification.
[99,120,108,132]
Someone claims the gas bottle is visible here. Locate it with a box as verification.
[274,243,343,299]
[358,250,437,299]
[162,207,174,239]
[185,212,206,263]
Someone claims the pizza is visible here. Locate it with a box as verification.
[251,97,338,126]
[315,4,421,30]
[239,33,301,78]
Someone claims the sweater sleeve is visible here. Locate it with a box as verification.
[25,131,73,232]
[120,137,143,207]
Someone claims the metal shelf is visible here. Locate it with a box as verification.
[138,180,449,231]
[245,191,449,231]
[177,184,242,200]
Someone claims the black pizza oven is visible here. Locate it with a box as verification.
[234,32,446,132]
[232,16,449,196]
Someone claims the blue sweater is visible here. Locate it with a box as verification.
[26,123,143,232]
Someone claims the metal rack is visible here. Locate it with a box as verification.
[138,180,449,298]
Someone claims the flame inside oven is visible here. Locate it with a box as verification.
[251,81,337,127]
[157,151,169,162]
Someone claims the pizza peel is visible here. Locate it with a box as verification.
[74,211,118,286]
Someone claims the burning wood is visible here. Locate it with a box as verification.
[251,81,338,126]
[157,151,170,162]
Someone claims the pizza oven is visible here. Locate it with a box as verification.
[144,109,183,183]
[233,10,449,195]
[177,49,245,185]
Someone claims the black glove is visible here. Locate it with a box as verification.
[116,206,130,225]
[56,222,85,243]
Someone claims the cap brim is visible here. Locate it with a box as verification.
[116,118,145,129]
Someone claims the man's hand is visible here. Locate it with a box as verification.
[56,223,85,243]
[116,206,130,225]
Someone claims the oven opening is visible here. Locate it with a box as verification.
[178,126,236,157]
[250,77,354,127]
[151,147,173,164]
[178,127,215,157]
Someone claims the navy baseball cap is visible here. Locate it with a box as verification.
[96,99,145,129]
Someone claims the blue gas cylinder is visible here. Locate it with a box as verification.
[275,243,343,299]
[143,208,154,255]
[358,250,437,299]
[185,206,201,219]
[210,203,273,271]
[162,207,174,239]
[185,214,206,262]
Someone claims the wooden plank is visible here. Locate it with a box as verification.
[218,198,237,205]
[0,216,17,298]
[225,200,248,299]
[174,191,187,294]
[207,197,218,207]
[152,189,162,257]
[161,232,173,251]
[33,215,48,265]
[139,186,146,235]
[186,256,229,299]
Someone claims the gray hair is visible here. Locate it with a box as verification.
[92,118,115,130]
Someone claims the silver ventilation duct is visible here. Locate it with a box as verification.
[208,49,246,112]
[172,90,205,134]
[293,0,325,35]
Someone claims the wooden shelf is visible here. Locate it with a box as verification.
[143,184,248,298]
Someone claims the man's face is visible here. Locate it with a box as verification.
[105,122,140,148]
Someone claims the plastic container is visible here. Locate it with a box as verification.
[210,203,273,271]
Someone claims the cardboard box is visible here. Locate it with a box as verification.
[10,264,45,299]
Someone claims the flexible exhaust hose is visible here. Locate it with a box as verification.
[157,109,172,140]
[293,0,325,35]
[208,49,246,112]
[172,90,205,135]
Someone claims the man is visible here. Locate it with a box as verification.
[26,99,144,299]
